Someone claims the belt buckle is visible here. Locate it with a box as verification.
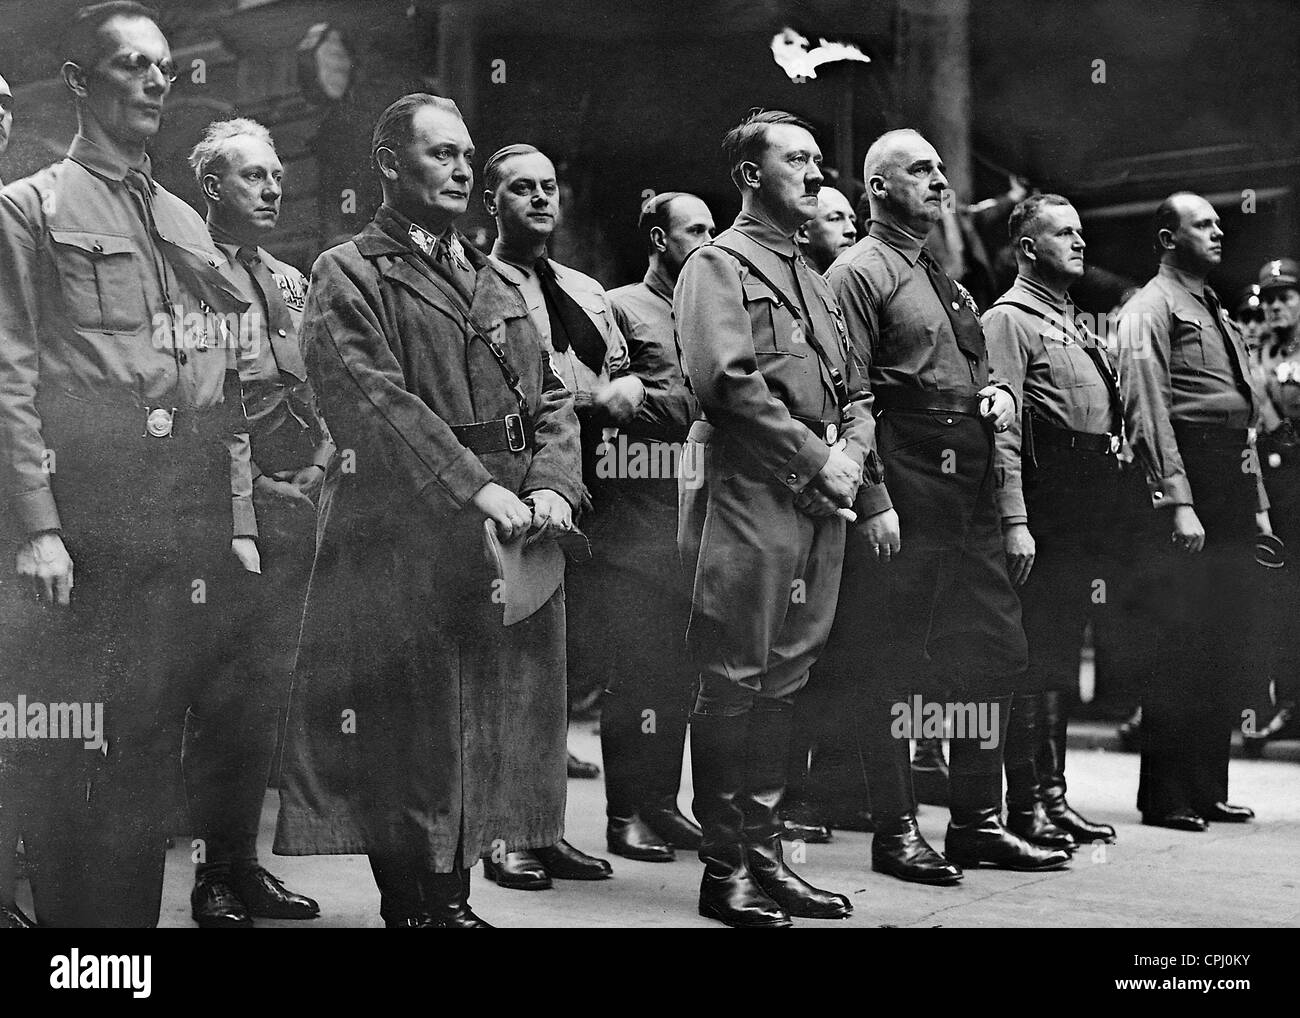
[504,412,526,452]
[825,422,839,445]
[1108,433,1121,455]
[145,406,175,438]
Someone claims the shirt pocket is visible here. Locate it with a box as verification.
[1042,333,1085,388]
[1169,310,1209,370]
[742,279,807,359]
[48,230,146,335]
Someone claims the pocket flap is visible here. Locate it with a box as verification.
[49,230,134,258]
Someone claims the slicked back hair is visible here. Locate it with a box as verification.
[722,109,813,191]
[639,191,691,250]
[67,2,160,68]
[483,143,544,197]
[188,117,275,186]
[1007,193,1072,246]
[371,92,462,165]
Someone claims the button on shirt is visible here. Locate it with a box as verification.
[983,274,1121,523]
[828,219,1004,401]
[0,134,255,536]
[1118,262,1265,508]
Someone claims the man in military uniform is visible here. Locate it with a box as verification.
[796,185,857,275]
[0,2,258,926]
[481,142,629,889]
[1118,192,1267,830]
[183,117,327,927]
[675,109,880,928]
[982,194,1126,851]
[273,93,584,927]
[825,129,1069,883]
[597,192,714,863]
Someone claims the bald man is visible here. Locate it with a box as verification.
[797,186,857,275]
[823,129,1069,882]
[1118,192,1268,831]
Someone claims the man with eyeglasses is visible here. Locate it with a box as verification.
[0,2,258,926]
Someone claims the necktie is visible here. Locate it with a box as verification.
[237,246,306,380]
[918,248,986,363]
[1200,287,1253,402]
[534,258,607,375]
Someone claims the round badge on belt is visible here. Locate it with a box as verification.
[146,407,174,438]
[825,422,839,444]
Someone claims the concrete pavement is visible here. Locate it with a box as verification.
[131,721,1300,929]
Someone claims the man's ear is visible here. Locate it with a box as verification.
[1157,228,1176,251]
[649,225,668,254]
[1019,236,1036,262]
[795,223,810,246]
[201,172,222,205]
[375,147,400,184]
[739,160,762,190]
[867,174,888,200]
[61,62,89,101]
[482,188,496,217]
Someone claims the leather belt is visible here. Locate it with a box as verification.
[1030,418,1120,456]
[452,412,532,454]
[873,389,984,416]
[40,389,236,441]
[1171,422,1250,450]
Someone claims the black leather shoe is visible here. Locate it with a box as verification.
[423,868,493,927]
[191,874,253,928]
[481,851,552,890]
[1,902,36,928]
[1007,802,1076,852]
[533,839,613,880]
[229,865,320,920]
[641,797,703,850]
[945,813,1071,871]
[1043,802,1117,844]
[567,751,601,779]
[1198,802,1254,823]
[607,815,675,862]
[1142,809,1208,832]
[872,814,963,885]
[699,861,792,928]
[747,838,851,920]
[780,800,832,844]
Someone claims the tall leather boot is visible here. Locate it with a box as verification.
[741,700,851,920]
[690,712,790,928]
[860,695,961,884]
[601,687,675,862]
[945,698,1070,872]
[1004,693,1075,851]
[424,868,493,928]
[1038,690,1117,844]
[911,736,950,807]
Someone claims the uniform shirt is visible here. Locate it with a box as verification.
[828,218,1008,402]
[488,251,632,396]
[607,263,696,444]
[210,227,333,477]
[983,273,1121,524]
[1260,333,1300,422]
[0,134,255,537]
[674,208,887,514]
[1118,262,1266,509]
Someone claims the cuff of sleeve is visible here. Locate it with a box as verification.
[854,482,892,517]
[431,449,497,509]
[778,433,831,492]
[1151,473,1193,508]
[232,495,258,539]
[996,490,1027,522]
[13,488,61,536]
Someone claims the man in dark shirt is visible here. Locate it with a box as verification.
[825,129,1069,882]
[1118,192,1268,830]
[597,192,713,862]
[983,194,1129,851]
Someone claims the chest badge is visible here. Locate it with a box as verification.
[790,319,806,345]
[273,272,307,312]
